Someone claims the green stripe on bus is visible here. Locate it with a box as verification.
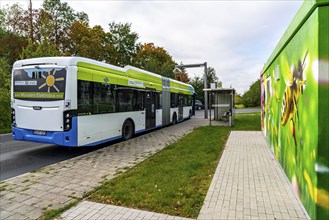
[77,62,125,76]
[14,92,64,99]
[77,63,163,91]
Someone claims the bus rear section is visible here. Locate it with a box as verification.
[11,63,78,146]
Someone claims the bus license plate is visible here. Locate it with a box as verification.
[34,130,46,136]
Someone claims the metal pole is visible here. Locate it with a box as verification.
[209,92,212,126]
[204,62,208,119]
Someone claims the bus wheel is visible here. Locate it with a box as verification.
[172,113,177,125]
[122,120,134,140]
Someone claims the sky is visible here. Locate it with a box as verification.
[1,0,304,94]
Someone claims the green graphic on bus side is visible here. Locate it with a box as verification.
[14,92,64,99]
[77,61,194,95]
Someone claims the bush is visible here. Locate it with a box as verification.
[0,58,11,133]
[242,79,260,107]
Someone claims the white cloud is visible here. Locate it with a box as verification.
[1,0,303,94]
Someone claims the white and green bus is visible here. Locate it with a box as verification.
[11,57,194,147]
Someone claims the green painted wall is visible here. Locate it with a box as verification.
[261,1,329,219]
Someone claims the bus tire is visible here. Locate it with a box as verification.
[172,113,177,125]
[122,119,134,140]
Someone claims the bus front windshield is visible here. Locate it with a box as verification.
[13,67,66,101]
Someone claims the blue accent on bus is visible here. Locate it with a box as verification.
[12,117,78,147]
[135,129,146,134]
[82,135,122,147]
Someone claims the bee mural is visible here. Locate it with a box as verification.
[281,52,308,158]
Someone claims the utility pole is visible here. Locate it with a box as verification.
[29,0,33,42]
[173,62,208,119]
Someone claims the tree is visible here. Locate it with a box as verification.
[0,58,11,132]
[173,62,190,83]
[20,40,60,59]
[206,67,218,88]
[189,66,218,102]
[0,29,28,66]
[65,21,113,61]
[190,76,204,101]
[235,93,243,105]
[133,43,176,78]
[108,22,138,66]
[42,0,89,51]
[242,79,261,107]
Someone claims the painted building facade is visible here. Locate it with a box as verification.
[260,1,329,219]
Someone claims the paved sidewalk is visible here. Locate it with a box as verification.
[0,119,208,220]
[1,125,310,220]
[61,201,192,220]
[198,131,309,220]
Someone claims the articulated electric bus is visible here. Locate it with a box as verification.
[11,57,194,147]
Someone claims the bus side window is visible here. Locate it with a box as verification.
[105,85,115,113]
[159,93,162,109]
[184,95,188,107]
[134,91,144,111]
[78,80,93,114]
[117,89,134,112]
[155,92,161,109]
[171,93,177,108]
[93,83,116,114]
[187,96,192,106]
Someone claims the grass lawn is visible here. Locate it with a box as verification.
[87,113,261,218]
[235,104,244,109]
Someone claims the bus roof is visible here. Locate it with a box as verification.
[13,56,194,93]
[13,57,123,72]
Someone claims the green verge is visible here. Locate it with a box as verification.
[40,200,79,220]
[87,112,260,218]
[235,104,245,109]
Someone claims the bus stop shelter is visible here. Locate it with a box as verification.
[204,88,235,126]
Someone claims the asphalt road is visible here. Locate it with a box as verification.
[0,134,105,181]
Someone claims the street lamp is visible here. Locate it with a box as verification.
[173,62,208,119]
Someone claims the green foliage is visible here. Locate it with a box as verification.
[235,104,244,109]
[205,67,218,88]
[133,43,175,78]
[0,25,28,66]
[21,40,60,59]
[0,58,11,133]
[235,94,243,105]
[42,0,89,50]
[190,76,204,101]
[189,67,218,102]
[242,79,261,107]
[108,22,139,66]
[65,21,111,60]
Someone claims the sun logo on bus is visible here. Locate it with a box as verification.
[38,69,64,92]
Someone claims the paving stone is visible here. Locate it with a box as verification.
[1,122,310,220]
[197,131,309,220]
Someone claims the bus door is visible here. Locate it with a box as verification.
[178,94,184,121]
[145,90,156,129]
